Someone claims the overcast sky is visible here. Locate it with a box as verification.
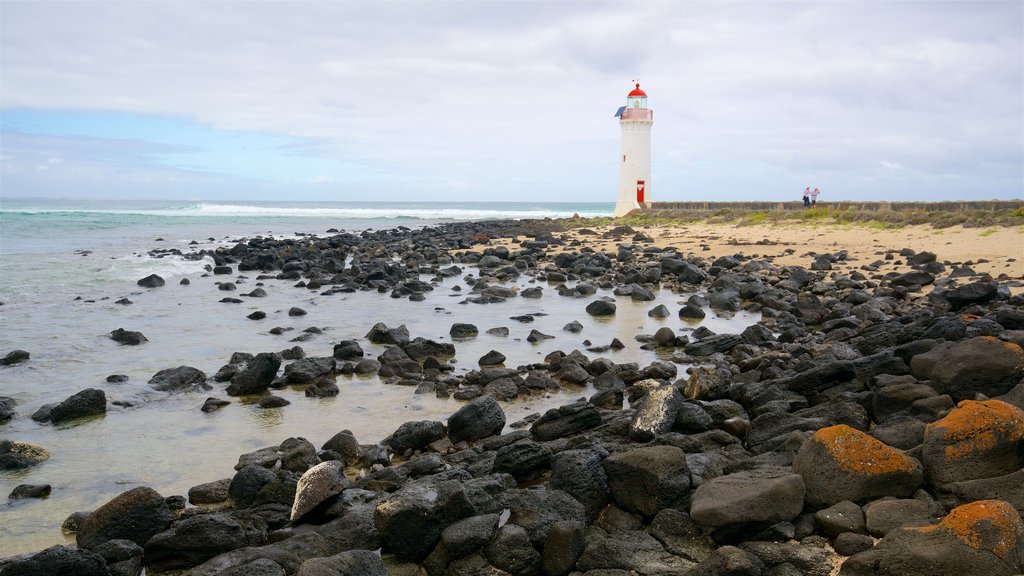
[1,1,1021,203]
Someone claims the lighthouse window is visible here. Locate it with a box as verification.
[632,100,640,108]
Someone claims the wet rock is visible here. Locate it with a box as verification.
[283,357,336,384]
[0,439,49,470]
[921,399,1024,487]
[1,349,30,365]
[279,437,318,473]
[478,350,506,367]
[629,381,686,441]
[793,425,923,507]
[201,397,230,412]
[229,465,277,509]
[388,420,447,454]
[563,320,584,333]
[910,336,1024,400]
[290,461,349,524]
[77,486,172,549]
[321,430,363,466]
[304,378,339,398]
[403,337,455,362]
[332,340,364,360]
[942,281,999,309]
[527,329,554,342]
[227,353,282,396]
[449,323,479,339]
[110,328,147,346]
[0,545,108,576]
[603,445,690,518]
[144,511,268,572]
[149,365,210,393]
[585,299,616,316]
[188,479,231,505]
[9,483,51,499]
[648,304,670,318]
[258,395,290,408]
[137,274,165,288]
[486,327,509,336]
[106,374,129,383]
[0,396,15,423]
[448,395,505,443]
[530,400,602,441]
[288,307,306,317]
[685,333,742,356]
[366,322,410,345]
[47,388,106,423]
[661,258,707,284]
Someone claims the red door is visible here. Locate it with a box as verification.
[636,180,645,203]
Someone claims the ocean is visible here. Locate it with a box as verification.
[0,198,758,556]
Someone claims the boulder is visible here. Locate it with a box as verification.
[9,483,51,499]
[294,550,388,576]
[227,353,282,396]
[847,500,1023,576]
[629,381,686,441]
[44,388,106,424]
[814,500,866,537]
[503,486,587,546]
[365,322,410,346]
[549,449,609,522]
[492,440,551,480]
[441,513,499,558]
[921,399,1024,487]
[0,396,15,423]
[449,323,479,339]
[77,486,172,549]
[585,299,616,316]
[648,508,716,563]
[290,461,349,524]
[229,465,277,509]
[603,445,690,518]
[863,498,936,537]
[793,425,923,507]
[910,336,1024,400]
[478,350,506,367]
[332,340,364,361]
[137,274,165,288]
[373,484,445,562]
[685,334,742,356]
[0,545,108,576]
[530,400,602,441]
[189,479,231,505]
[541,520,586,576]
[942,281,999,309]
[690,467,805,532]
[149,365,209,392]
[110,328,147,346]
[1,349,30,365]
[144,511,268,572]
[0,439,49,470]
[447,395,505,443]
[387,420,447,454]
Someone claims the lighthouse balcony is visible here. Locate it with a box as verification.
[619,109,653,121]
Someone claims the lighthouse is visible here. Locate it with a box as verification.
[613,82,654,217]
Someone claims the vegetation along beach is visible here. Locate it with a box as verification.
[2,202,1023,575]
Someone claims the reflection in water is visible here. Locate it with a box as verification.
[250,406,286,428]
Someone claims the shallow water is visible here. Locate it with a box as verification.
[0,202,759,556]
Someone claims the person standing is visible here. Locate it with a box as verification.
[803,187,811,208]
[811,187,820,206]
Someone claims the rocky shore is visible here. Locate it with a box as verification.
[2,218,1023,576]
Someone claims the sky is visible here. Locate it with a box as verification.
[1,1,1021,203]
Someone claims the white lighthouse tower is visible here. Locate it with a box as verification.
[613,82,654,217]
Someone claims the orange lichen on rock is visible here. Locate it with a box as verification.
[978,335,1024,356]
[910,500,1022,559]
[926,399,1024,461]
[814,424,920,475]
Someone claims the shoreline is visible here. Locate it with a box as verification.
[2,216,1023,574]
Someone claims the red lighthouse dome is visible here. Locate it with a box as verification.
[627,82,647,97]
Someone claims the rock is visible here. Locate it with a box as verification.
[541,520,586,576]
[0,545,108,576]
[629,381,686,441]
[0,439,50,470]
[388,420,447,454]
[648,508,717,563]
[227,353,282,396]
[441,513,499,558]
[563,321,583,333]
[739,541,835,576]
[690,468,805,532]
[201,397,230,412]
[144,511,268,572]
[863,498,935,537]
[1,349,30,365]
[0,396,16,423]
[189,479,231,505]
[527,329,554,342]
[450,323,479,339]
[585,299,616,316]
[366,322,410,345]
[814,500,866,537]
[448,395,506,443]
[503,486,587,546]
[304,378,339,398]
[290,461,349,524]
[549,449,609,522]
[686,545,764,576]
[910,336,1024,400]
[685,333,742,356]
[921,399,1024,487]
[835,532,875,556]
[478,350,506,367]
[110,328,148,346]
[229,465,277,509]
[485,524,542,575]
[61,511,90,534]
[149,365,209,392]
[493,440,551,480]
[77,486,172,549]
[794,425,923,507]
[486,327,510,336]
[283,357,336,384]
[850,499,1023,576]
[322,430,363,466]
[288,307,306,317]
[530,400,602,441]
[661,258,707,284]
[648,304,671,318]
[258,395,290,408]
[295,550,388,576]
[603,445,690,518]
[332,340,364,360]
[373,484,445,562]
[402,337,455,361]
[48,388,106,423]
[942,281,999,309]
[137,274,165,288]
[9,483,51,499]
[890,270,935,287]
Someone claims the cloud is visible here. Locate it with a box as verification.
[1,1,1021,201]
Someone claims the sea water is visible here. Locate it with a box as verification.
[0,199,758,556]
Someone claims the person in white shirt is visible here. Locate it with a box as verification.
[811,187,820,206]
